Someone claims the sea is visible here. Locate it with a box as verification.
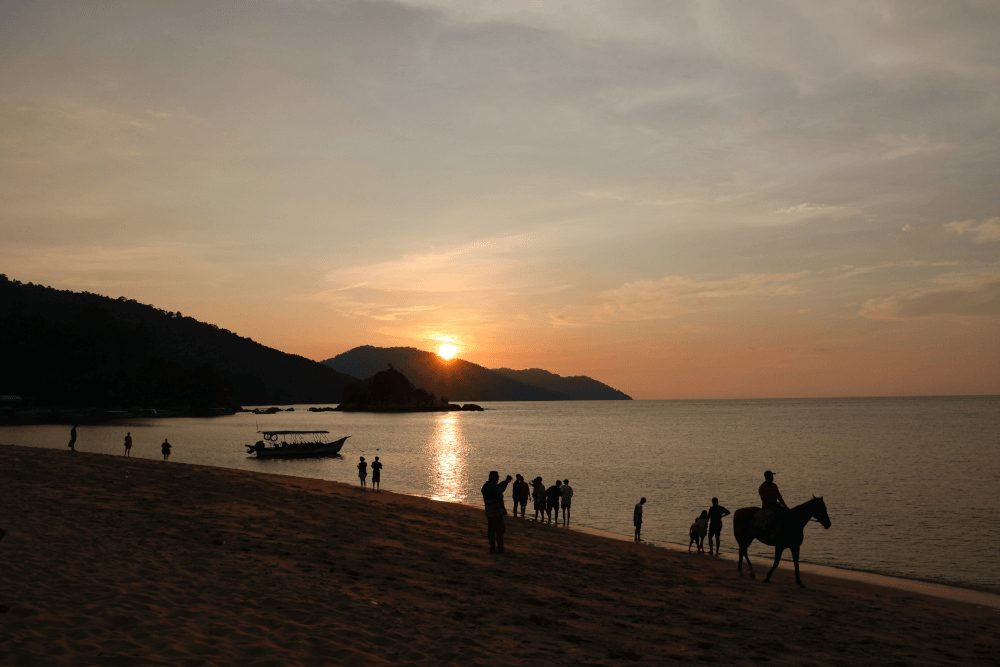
[2,396,997,593]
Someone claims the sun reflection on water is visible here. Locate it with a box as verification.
[428,412,468,503]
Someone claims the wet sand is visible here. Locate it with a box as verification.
[1,444,997,666]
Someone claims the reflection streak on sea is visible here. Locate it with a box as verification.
[427,412,467,503]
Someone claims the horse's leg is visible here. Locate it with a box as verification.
[764,546,784,583]
[791,545,804,588]
[737,545,743,575]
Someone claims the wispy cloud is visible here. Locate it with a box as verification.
[773,203,840,215]
[595,272,810,322]
[323,233,546,294]
[833,260,961,280]
[945,218,1000,244]
[859,270,1000,320]
[577,189,698,207]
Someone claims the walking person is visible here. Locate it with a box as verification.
[707,497,730,555]
[68,424,77,452]
[560,479,574,527]
[695,510,709,553]
[123,432,133,457]
[531,477,546,521]
[481,471,512,553]
[357,456,368,489]
[545,479,562,525]
[161,438,171,461]
[633,497,646,542]
[371,456,382,492]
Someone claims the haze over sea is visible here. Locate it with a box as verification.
[4,396,997,592]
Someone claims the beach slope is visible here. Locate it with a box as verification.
[0,445,996,666]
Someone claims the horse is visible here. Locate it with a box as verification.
[733,496,831,588]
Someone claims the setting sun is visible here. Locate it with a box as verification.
[438,343,459,360]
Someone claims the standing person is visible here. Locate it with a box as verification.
[560,479,574,527]
[511,474,529,518]
[161,438,171,461]
[695,510,710,553]
[357,456,368,489]
[123,432,133,457]
[481,471,512,553]
[545,479,562,525]
[633,497,646,542]
[531,477,546,521]
[706,497,730,555]
[688,519,699,551]
[67,424,77,452]
[370,456,382,492]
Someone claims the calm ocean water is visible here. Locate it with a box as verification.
[3,396,997,591]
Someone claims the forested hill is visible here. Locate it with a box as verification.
[322,346,631,401]
[322,346,567,402]
[490,368,631,400]
[0,275,359,407]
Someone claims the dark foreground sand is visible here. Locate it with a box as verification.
[1,445,997,666]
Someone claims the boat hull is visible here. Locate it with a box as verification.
[249,436,349,458]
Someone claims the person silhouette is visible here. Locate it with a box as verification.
[633,497,646,542]
[545,480,562,525]
[358,456,368,489]
[161,438,171,461]
[68,424,77,452]
[695,510,709,553]
[371,456,382,492]
[531,477,546,521]
[560,479,574,527]
[481,471,512,553]
[758,470,788,539]
[123,432,133,457]
[511,474,529,518]
[707,497,730,555]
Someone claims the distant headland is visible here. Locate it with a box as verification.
[1,275,630,424]
[323,345,631,402]
[335,364,484,412]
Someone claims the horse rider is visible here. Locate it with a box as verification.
[759,470,788,539]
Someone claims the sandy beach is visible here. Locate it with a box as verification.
[1,445,996,666]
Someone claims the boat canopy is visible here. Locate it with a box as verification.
[258,430,331,435]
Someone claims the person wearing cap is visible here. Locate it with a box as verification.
[758,470,787,539]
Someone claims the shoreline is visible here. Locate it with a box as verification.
[2,444,998,666]
[570,526,1000,609]
[4,438,996,600]
[420,497,1000,604]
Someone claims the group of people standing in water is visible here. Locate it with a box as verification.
[521,475,573,526]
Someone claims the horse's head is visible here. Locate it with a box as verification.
[811,495,831,529]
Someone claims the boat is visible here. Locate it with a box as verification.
[245,430,349,458]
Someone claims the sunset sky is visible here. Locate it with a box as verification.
[2,1,998,399]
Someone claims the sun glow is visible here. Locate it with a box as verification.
[438,343,459,360]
